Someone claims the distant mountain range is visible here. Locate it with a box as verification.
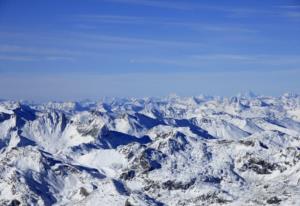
[0,94,300,205]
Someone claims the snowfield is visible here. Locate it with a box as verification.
[1,93,300,205]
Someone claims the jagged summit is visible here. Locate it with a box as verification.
[0,94,300,205]
[237,91,258,99]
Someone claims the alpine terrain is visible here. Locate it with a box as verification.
[1,93,300,206]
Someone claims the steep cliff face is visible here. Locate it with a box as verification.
[0,94,300,205]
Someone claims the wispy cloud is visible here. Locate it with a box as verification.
[0,55,36,62]
[44,56,75,61]
[0,30,206,64]
[190,54,254,61]
[77,14,258,33]
[277,5,300,9]
[104,0,275,17]
[275,5,300,19]
[104,0,263,14]
[129,54,253,67]
[130,54,300,69]
[0,54,74,62]
[104,0,300,20]
[78,14,149,24]
[71,32,204,49]
[284,11,300,18]
[103,0,194,10]
[0,45,76,62]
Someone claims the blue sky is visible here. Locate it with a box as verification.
[0,0,300,101]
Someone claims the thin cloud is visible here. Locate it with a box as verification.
[45,56,75,61]
[191,54,254,61]
[77,14,258,33]
[130,54,300,68]
[0,45,76,62]
[78,14,148,24]
[104,0,194,10]
[0,32,205,63]
[284,11,300,18]
[105,0,300,20]
[0,54,75,62]
[0,55,36,62]
[80,3,300,21]
[72,32,204,48]
[130,54,254,67]
[275,5,300,19]
[104,0,276,17]
[0,45,79,56]
[276,5,300,9]
[0,44,94,62]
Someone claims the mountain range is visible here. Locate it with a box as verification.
[0,93,300,205]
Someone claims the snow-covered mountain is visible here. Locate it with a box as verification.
[1,94,300,205]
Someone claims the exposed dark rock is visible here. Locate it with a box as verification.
[125,199,133,206]
[266,196,281,204]
[79,187,89,197]
[9,199,21,206]
[177,192,232,205]
[77,125,100,137]
[143,180,161,192]
[259,141,269,149]
[125,193,165,206]
[120,170,135,180]
[203,176,221,184]
[239,140,255,146]
[162,178,196,190]
[157,133,188,154]
[241,158,279,174]
[137,148,165,172]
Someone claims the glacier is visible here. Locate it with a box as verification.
[0,94,300,205]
